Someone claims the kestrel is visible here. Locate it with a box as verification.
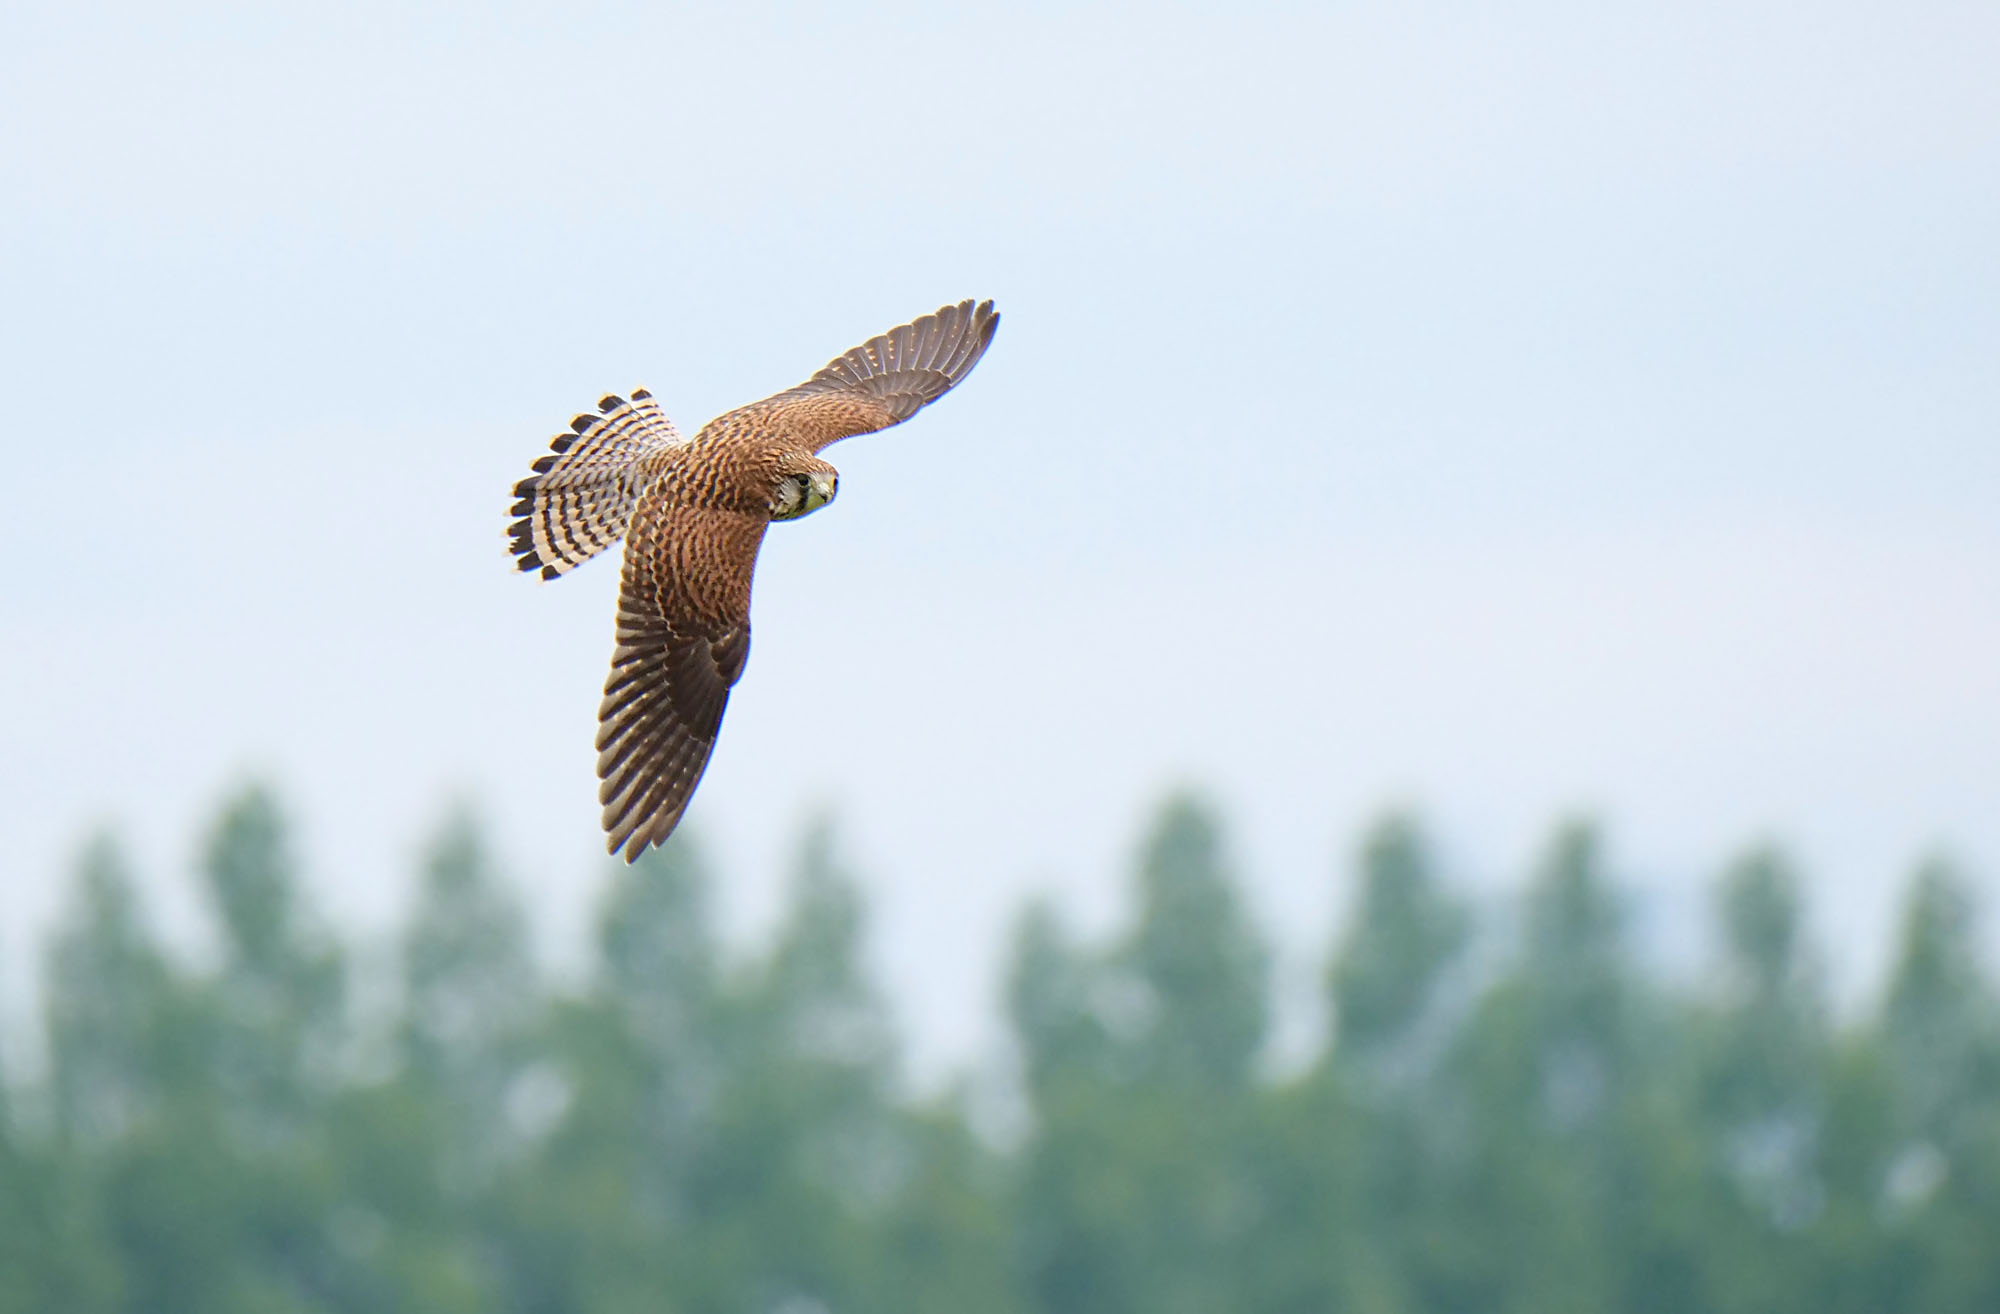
[508,299,1000,861]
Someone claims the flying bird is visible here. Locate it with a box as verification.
[508,299,1000,861]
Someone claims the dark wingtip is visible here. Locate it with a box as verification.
[570,415,595,434]
[631,387,651,401]
[598,394,623,413]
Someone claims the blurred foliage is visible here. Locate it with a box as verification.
[3,785,1999,1313]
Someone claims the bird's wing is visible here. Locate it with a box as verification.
[508,390,687,579]
[701,299,1000,453]
[596,490,765,861]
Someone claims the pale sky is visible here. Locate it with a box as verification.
[3,0,1996,1078]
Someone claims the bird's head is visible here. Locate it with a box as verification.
[769,459,839,522]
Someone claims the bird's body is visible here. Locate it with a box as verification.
[507,299,999,860]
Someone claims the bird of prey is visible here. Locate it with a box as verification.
[508,299,1000,861]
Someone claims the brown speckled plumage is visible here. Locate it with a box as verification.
[508,299,1000,860]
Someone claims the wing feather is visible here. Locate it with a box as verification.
[595,495,762,861]
[697,299,999,453]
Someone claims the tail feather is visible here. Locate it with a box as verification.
[508,389,685,578]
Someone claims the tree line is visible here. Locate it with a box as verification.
[1,784,1997,1313]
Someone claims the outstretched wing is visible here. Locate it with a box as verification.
[596,491,766,861]
[703,299,999,453]
[508,389,686,579]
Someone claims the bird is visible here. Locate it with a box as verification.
[507,299,1000,861]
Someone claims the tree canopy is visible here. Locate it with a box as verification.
[2,787,1995,1313]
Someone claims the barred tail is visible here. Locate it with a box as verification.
[507,389,685,579]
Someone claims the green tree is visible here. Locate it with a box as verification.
[1013,793,1275,1314]
[202,785,346,1143]
[296,808,542,1314]
[1882,860,1995,1136]
[1329,812,1471,1084]
[1007,898,1113,1103]
[41,825,277,1314]
[171,785,350,1312]
[1702,847,1828,1167]
[1117,793,1269,1091]
[1691,847,1831,1314]
[493,834,726,1313]
[1267,813,1475,1314]
[44,834,179,1148]
[1516,823,1632,1117]
[700,819,901,1314]
[4,838,132,1314]
[1005,897,1126,1314]
[397,807,537,1182]
[873,1097,1024,1314]
[1863,859,2000,1312]
[1444,822,1711,1314]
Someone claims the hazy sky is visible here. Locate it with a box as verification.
[4,0,1996,1076]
